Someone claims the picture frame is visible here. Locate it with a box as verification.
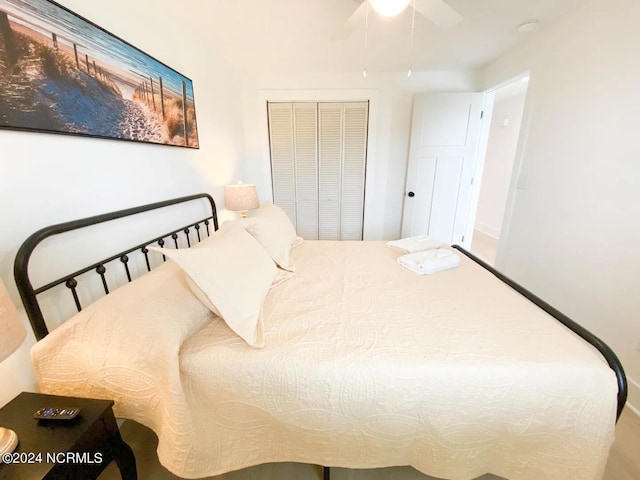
[0,0,199,148]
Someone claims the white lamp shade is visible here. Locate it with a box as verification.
[369,0,412,17]
[0,279,26,362]
[224,184,259,212]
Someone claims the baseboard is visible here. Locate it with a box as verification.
[626,377,640,417]
[474,224,500,240]
[626,403,640,418]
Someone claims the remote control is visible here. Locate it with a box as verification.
[33,407,81,420]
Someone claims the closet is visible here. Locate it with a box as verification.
[267,101,369,240]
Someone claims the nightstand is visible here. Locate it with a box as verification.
[0,392,136,480]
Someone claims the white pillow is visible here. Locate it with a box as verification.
[196,222,295,288]
[149,224,276,348]
[292,236,303,248]
[241,202,298,272]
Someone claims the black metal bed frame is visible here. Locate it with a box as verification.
[12,194,627,480]
[452,245,627,421]
[14,193,218,341]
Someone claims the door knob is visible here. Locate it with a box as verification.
[408,191,415,198]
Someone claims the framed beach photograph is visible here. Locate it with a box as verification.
[0,0,199,148]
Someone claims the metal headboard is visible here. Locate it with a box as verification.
[14,193,218,341]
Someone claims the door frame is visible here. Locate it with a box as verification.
[474,71,532,268]
[460,91,495,249]
[245,89,380,239]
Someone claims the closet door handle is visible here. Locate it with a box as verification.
[408,191,415,198]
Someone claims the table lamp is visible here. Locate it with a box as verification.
[0,278,26,459]
[224,182,259,218]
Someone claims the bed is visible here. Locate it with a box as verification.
[14,193,627,480]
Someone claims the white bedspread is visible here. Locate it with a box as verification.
[32,241,617,480]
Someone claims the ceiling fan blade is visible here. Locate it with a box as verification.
[413,0,463,29]
[332,1,367,41]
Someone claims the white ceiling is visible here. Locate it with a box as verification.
[191,0,585,74]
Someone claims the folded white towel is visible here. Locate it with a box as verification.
[397,248,460,275]
[386,235,444,254]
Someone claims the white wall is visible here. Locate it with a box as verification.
[241,71,476,240]
[0,0,246,407]
[475,89,526,238]
[478,0,640,413]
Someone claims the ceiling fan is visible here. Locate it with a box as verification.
[333,0,463,40]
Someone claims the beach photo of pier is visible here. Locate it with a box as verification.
[0,0,199,148]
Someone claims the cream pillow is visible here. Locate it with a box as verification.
[197,222,295,288]
[149,225,276,348]
[241,202,298,272]
[292,236,303,248]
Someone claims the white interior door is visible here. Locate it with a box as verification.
[401,93,485,247]
[267,103,297,227]
[317,102,369,240]
[318,103,343,240]
[340,102,369,240]
[293,103,318,239]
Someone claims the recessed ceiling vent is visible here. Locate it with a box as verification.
[517,19,541,33]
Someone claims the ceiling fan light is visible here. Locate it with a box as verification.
[369,0,412,17]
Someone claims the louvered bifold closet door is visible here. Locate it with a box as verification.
[268,103,297,228]
[292,103,319,239]
[318,103,344,240]
[269,101,368,241]
[341,102,369,240]
[318,102,368,240]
